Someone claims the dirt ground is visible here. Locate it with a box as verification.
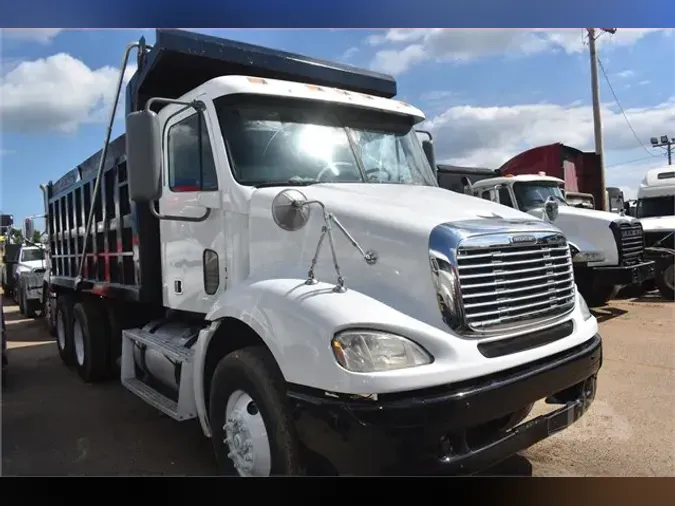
[2,292,674,476]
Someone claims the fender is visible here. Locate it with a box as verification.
[566,236,608,265]
[191,277,448,437]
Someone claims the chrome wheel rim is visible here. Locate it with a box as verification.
[223,390,271,477]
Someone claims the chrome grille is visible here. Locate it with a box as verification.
[456,233,575,334]
[615,222,644,266]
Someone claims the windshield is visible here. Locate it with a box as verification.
[637,195,675,218]
[21,249,44,262]
[513,182,567,211]
[214,96,437,188]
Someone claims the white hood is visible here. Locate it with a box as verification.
[18,259,46,271]
[640,215,675,233]
[247,183,563,330]
[530,204,639,266]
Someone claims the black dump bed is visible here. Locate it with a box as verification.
[47,29,398,303]
[437,164,500,194]
[127,29,397,114]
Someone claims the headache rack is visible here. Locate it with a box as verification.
[45,29,399,303]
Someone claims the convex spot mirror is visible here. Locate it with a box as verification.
[272,189,311,232]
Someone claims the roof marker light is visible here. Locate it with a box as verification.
[247,77,268,85]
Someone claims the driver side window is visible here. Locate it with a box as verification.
[167,113,219,193]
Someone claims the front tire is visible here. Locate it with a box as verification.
[209,346,305,476]
[654,251,675,301]
[578,282,616,307]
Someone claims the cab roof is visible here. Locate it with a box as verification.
[472,174,564,188]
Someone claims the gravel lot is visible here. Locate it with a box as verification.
[2,292,674,476]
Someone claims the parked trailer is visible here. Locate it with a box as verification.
[37,29,602,476]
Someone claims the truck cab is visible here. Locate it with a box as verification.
[36,29,603,476]
[463,173,654,306]
[635,167,675,299]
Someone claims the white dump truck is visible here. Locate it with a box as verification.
[437,168,654,307]
[34,29,602,476]
[635,166,675,300]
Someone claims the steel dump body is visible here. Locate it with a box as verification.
[46,29,398,304]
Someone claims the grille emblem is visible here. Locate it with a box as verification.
[510,235,537,245]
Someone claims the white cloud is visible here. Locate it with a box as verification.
[424,98,675,171]
[340,46,360,62]
[367,29,668,75]
[0,53,136,134]
[617,70,635,79]
[0,29,63,44]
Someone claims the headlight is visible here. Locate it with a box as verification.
[571,250,605,263]
[578,290,593,321]
[331,330,433,373]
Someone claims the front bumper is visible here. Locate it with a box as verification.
[288,334,602,476]
[588,261,654,286]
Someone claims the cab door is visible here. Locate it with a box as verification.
[158,102,226,313]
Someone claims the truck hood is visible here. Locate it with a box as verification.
[248,183,563,330]
[530,204,639,266]
[639,215,675,232]
[18,260,46,271]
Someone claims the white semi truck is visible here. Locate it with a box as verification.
[34,29,602,476]
[635,166,675,300]
[437,168,654,307]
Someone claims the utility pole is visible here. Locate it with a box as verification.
[650,135,674,165]
[587,28,616,211]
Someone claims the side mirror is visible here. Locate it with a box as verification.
[271,189,311,231]
[460,176,474,195]
[544,196,559,221]
[23,218,35,242]
[416,130,437,179]
[126,109,163,203]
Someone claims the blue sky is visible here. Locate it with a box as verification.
[1,28,673,229]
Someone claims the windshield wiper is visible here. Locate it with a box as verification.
[246,180,319,189]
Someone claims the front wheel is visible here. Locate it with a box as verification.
[578,282,616,307]
[209,346,305,476]
[654,250,675,301]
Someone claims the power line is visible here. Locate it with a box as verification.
[605,155,657,168]
[596,57,661,158]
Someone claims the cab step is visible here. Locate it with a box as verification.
[122,327,194,363]
[121,377,188,420]
[120,324,198,422]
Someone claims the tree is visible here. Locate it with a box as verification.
[10,229,23,244]
[32,229,42,244]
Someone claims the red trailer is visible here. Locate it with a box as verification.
[498,143,604,211]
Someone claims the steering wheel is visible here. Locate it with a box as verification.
[316,162,361,182]
[364,166,393,182]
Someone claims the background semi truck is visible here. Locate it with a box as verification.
[427,137,655,306]
[36,29,602,476]
[635,166,675,300]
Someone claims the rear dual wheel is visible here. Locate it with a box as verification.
[55,295,110,382]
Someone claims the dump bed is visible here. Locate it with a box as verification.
[127,29,397,114]
[437,164,500,194]
[47,29,399,303]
